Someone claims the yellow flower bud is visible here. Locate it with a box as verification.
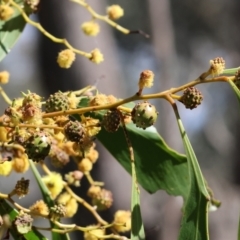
[81,21,100,36]
[29,200,49,216]
[0,71,10,84]
[0,5,14,21]
[0,161,12,176]
[57,49,76,69]
[12,154,29,173]
[107,5,124,20]
[89,49,104,64]
[42,172,64,200]
[113,210,131,232]
[210,57,225,76]
[138,70,154,91]
[78,158,93,172]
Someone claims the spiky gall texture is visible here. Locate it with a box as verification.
[64,121,86,143]
[138,70,154,90]
[29,200,49,216]
[91,188,113,211]
[89,49,104,64]
[102,109,121,133]
[57,49,76,68]
[45,91,70,113]
[14,178,29,198]
[49,204,66,221]
[234,69,240,89]
[84,226,105,240]
[0,161,12,176]
[81,21,100,36]
[0,5,14,21]
[179,87,203,110]
[210,57,225,76]
[25,132,51,162]
[0,71,9,84]
[107,5,124,20]
[12,154,29,173]
[22,91,42,108]
[131,101,158,129]
[13,212,33,235]
[42,172,64,200]
[113,210,131,233]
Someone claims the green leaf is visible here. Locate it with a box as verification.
[0,0,28,61]
[228,80,240,106]
[78,98,189,199]
[30,161,70,240]
[0,199,47,240]
[131,161,145,240]
[173,107,210,240]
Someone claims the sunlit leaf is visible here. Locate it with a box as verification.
[0,0,28,61]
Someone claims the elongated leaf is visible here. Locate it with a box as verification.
[0,0,27,61]
[131,160,145,240]
[78,98,189,199]
[173,107,210,240]
[30,161,70,240]
[0,199,47,240]
[228,80,240,106]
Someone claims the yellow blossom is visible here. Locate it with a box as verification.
[89,49,104,64]
[12,154,29,173]
[107,5,124,20]
[81,21,100,36]
[0,161,12,176]
[29,200,49,216]
[57,192,78,217]
[42,172,64,200]
[0,71,10,84]
[138,70,154,91]
[0,5,14,21]
[57,49,76,69]
[113,210,131,232]
[78,158,93,173]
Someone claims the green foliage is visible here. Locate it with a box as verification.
[0,199,47,240]
[78,98,189,199]
[0,0,27,61]
[174,107,210,240]
[30,161,70,240]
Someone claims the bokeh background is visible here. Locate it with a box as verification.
[0,0,240,239]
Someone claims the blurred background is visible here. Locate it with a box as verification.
[0,0,240,239]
